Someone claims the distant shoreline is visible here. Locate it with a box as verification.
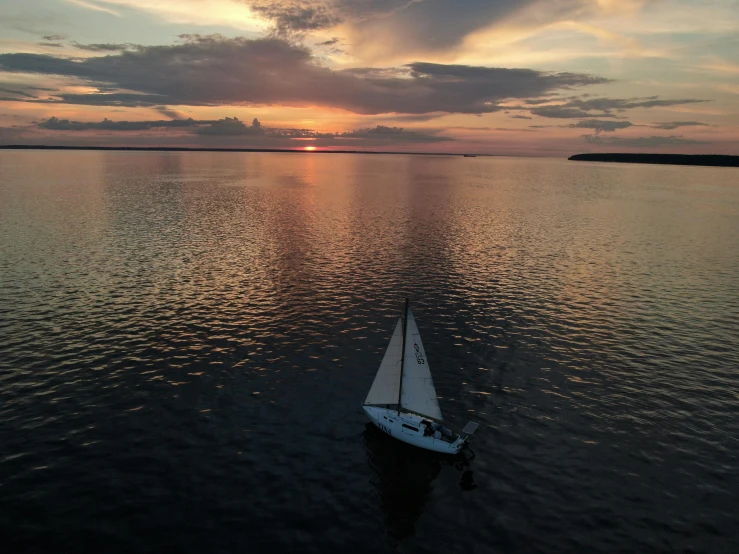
[0,144,478,157]
[569,153,739,167]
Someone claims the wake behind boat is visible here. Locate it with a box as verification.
[363,299,478,454]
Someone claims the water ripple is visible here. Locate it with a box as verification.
[1,152,738,553]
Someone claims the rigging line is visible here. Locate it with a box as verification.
[398,297,409,415]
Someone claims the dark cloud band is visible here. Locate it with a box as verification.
[650,121,709,130]
[527,96,707,119]
[35,116,453,144]
[0,35,607,115]
[567,119,634,132]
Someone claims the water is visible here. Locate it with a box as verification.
[1,151,738,553]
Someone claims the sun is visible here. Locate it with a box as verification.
[303,146,317,151]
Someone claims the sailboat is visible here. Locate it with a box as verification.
[363,299,479,454]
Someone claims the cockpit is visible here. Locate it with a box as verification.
[421,420,456,443]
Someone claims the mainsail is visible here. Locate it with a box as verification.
[364,318,403,406]
[400,308,443,421]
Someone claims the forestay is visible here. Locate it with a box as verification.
[400,309,443,421]
[364,318,403,406]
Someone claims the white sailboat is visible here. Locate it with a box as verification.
[363,299,478,454]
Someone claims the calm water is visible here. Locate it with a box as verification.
[1,151,738,553]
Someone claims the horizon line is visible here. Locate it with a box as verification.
[0,144,494,157]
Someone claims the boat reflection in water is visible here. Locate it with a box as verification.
[362,423,476,544]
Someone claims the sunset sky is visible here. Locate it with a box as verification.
[0,0,737,155]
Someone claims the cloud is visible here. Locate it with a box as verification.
[65,0,121,17]
[339,125,451,142]
[529,95,707,118]
[0,54,89,77]
[243,0,414,35]
[76,0,641,62]
[331,0,655,60]
[264,124,451,142]
[31,115,454,145]
[447,125,534,132]
[249,1,341,34]
[196,117,265,135]
[0,86,39,99]
[155,107,188,120]
[567,96,707,112]
[583,134,711,147]
[650,121,710,130]
[493,127,536,132]
[72,42,133,52]
[2,13,66,36]
[568,119,633,133]
[0,35,607,115]
[0,83,58,101]
[525,98,558,105]
[42,35,68,41]
[509,114,532,119]
[380,113,446,122]
[37,116,211,131]
[530,106,612,118]
[268,127,336,139]
[30,117,455,148]
[347,0,527,58]
[46,92,170,107]
[37,42,64,48]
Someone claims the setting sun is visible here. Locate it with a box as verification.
[303,146,317,151]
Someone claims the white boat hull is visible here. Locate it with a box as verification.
[363,406,465,454]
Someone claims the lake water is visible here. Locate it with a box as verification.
[1,151,738,553]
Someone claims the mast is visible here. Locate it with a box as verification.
[398,297,409,415]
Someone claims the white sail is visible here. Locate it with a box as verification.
[400,308,443,421]
[364,318,403,406]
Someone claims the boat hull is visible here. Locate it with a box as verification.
[363,406,465,454]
